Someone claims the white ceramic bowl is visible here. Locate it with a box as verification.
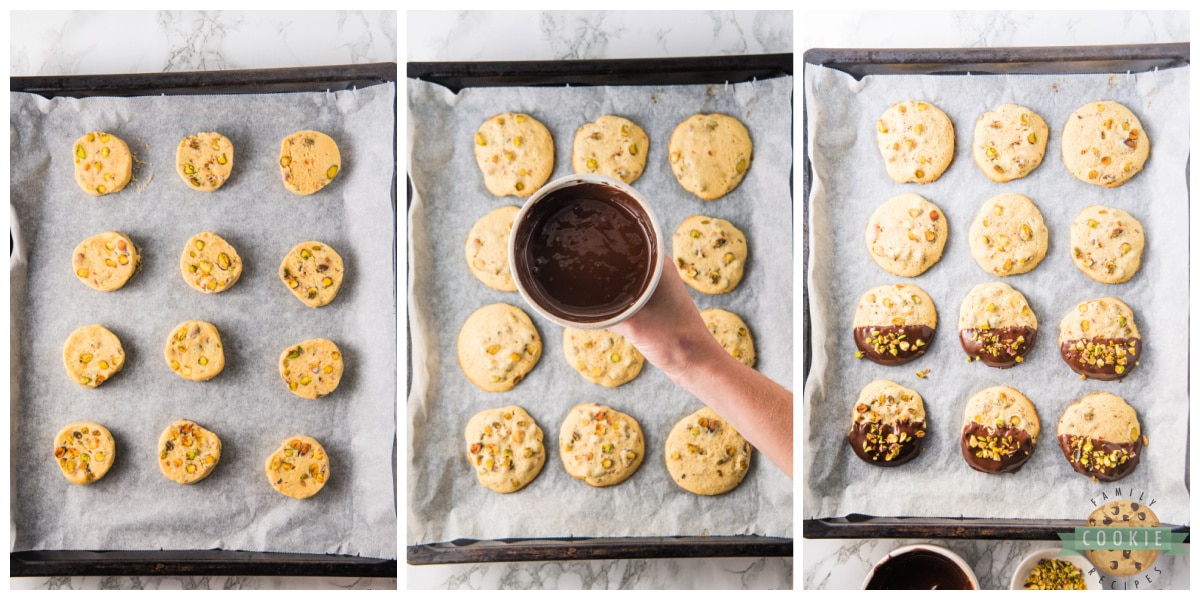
[1009,547,1103,590]
[861,544,980,590]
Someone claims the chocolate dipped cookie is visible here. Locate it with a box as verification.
[1057,392,1145,482]
[960,386,1039,474]
[958,282,1037,368]
[1058,297,1140,381]
[849,380,926,467]
[852,284,936,366]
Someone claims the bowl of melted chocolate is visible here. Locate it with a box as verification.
[862,545,979,590]
[510,175,663,329]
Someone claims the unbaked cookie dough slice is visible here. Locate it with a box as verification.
[852,284,937,366]
[73,131,132,196]
[572,115,649,184]
[1061,101,1149,187]
[701,308,755,368]
[164,320,225,382]
[562,328,644,387]
[1085,500,1160,577]
[960,386,1040,474]
[1057,392,1145,482]
[473,112,554,197]
[972,104,1049,182]
[465,405,545,493]
[158,419,222,484]
[958,282,1037,368]
[279,241,344,308]
[180,232,243,293]
[668,113,752,200]
[1069,205,1145,284]
[176,132,233,191]
[279,130,340,196]
[265,435,330,499]
[665,406,752,495]
[559,403,645,487]
[875,100,954,184]
[849,380,926,467]
[63,324,125,388]
[1058,297,1141,381]
[968,193,1049,276]
[673,215,748,294]
[457,303,542,392]
[54,421,115,485]
[72,231,139,291]
[465,205,519,291]
[865,193,947,277]
[279,338,344,399]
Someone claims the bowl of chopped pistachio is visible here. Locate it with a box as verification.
[1011,548,1102,590]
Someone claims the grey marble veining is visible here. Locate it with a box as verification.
[410,558,792,590]
[12,576,396,590]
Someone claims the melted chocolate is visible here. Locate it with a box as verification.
[848,420,925,467]
[865,549,975,590]
[959,326,1037,369]
[1058,434,1143,482]
[1059,337,1141,381]
[960,422,1035,474]
[853,325,935,366]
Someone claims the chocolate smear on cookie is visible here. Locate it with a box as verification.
[960,421,1035,473]
[854,325,934,366]
[849,419,925,466]
[1059,434,1142,482]
[1059,337,1140,380]
[960,326,1037,368]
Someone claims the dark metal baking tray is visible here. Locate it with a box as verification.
[9,62,399,579]
[802,44,1190,541]
[406,53,794,565]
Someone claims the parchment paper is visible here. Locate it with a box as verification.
[10,83,397,558]
[408,76,793,543]
[804,66,1189,525]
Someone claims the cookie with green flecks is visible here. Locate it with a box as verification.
[667,113,752,200]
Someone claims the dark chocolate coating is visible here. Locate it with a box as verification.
[959,325,1037,368]
[853,325,934,366]
[864,550,975,590]
[1058,434,1143,482]
[960,421,1035,473]
[1059,337,1141,381]
[848,420,925,467]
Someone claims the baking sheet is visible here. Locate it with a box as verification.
[407,76,793,544]
[804,65,1189,525]
[10,83,397,559]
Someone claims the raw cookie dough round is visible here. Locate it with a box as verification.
[852,283,937,366]
[1058,297,1141,381]
[157,419,222,484]
[279,338,344,399]
[875,100,955,184]
[176,132,234,191]
[465,405,545,493]
[62,324,125,388]
[972,104,1049,182]
[279,241,344,308]
[701,308,756,368]
[968,192,1049,276]
[960,386,1040,474]
[865,193,948,277]
[958,282,1038,368]
[849,380,927,467]
[665,406,752,495]
[473,112,554,197]
[54,421,116,485]
[72,231,139,292]
[1061,101,1149,187]
[558,403,645,487]
[561,328,644,387]
[1069,205,1145,284]
[180,232,243,294]
[668,113,753,200]
[572,114,649,184]
[264,434,330,499]
[279,130,341,196]
[1057,392,1144,482]
[457,303,542,392]
[1085,500,1160,577]
[464,205,519,292]
[673,215,748,294]
[164,320,225,382]
[73,130,132,196]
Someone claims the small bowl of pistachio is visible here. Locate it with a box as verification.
[1010,548,1102,590]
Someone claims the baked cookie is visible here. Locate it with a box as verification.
[1058,297,1140,381]
[1069,205,1145,284]
[559,403,645,487]
[473,112,554,197]
[958,282,1037,368]
[1058,392,1144,482]
[72,231,139,292]
[701,308,755,368]
[265,434,329,499]
[673,215,747,294]
[180,232,243,294]
[164,320,225,382]
[1085,500,1161,577]
[561,328,644,387]
[54,421,115,485]
[665,407,752,495]
[960,386,1040,474]
[667,113,752,200]
[176,132,233,191]
[279,338,344,399]
[279,241,344,308]
[875,100,955,184]
[848,380,927,467]
[157,419,222,484]
[968,193,1049,276]
[465,406,545,493]
[572,115,649,184]
[457,303,542,392]
[62,324,125,388]
[972,104,1049,182]
[852,284,937,366]
[465,205,519,292]
[73,131,132,196]
[1061,101,1149,187]
[865,193,947,277]
[279,130,340,196]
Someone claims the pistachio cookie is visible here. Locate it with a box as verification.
[265,434,330,499]
[54,421,115,485]
[73,131,132,196]
[176,132,233,191]
[849,380,927,467]
[561,328,644,387]
[972,104,1049,182]
[72,231,139,292]
[180,232,243,294]
[673,215,748,294]
[465,205,520,292]
[279,338,344,399]
[572,115,649,184]
[559,403,645,487]
[852,284,937,366]
[279,130,340,196]
[62,324,125,388]
[865,193,947,277]
[701,308,755,368]
[1069,205,1145,284]
[875,100,955,184]
[1085,500,1161,577]
[279,241,344,308]
[968,193,1049,276]
[665,406,752,495]
[958,282,1037,368]
[457,303,542,392]
[1058,297,1140,381]
[164,320,225,382]
[157,419,222,484]
[1061,101,1149,187]
[465,406,545,493]
[1058,392,1144,482]
[667,113,752,200]
[473,112,554,197]
[960,386,1040,474]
